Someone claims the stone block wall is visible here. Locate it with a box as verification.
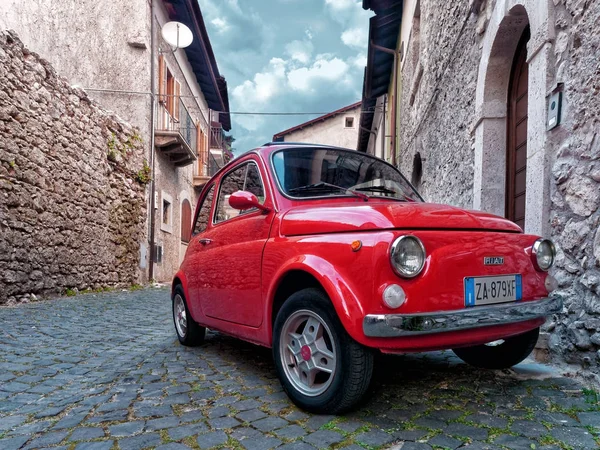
[545,0,600,368]
[398,0,600,370]
[398,0,479,208]
[0,31,148,304]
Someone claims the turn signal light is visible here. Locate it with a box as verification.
[351,240,362,252]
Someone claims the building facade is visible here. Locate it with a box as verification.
[273,102,362,149]
[1,0,232,283]
[359,0,600,370]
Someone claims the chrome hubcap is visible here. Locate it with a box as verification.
[174,294,187,338]
[279,310,336,397]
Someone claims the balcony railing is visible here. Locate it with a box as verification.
[210,124,224,150]
[156,97,197,153]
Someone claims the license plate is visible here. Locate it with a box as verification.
[464,275,522,306]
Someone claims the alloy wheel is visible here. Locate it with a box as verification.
[279,309,337,396]
[174,294,187,338]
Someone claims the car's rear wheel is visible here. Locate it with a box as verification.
[172,285,205,346]
[273,288,374,414]
[452,327,539,369]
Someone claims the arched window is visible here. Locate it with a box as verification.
[181,199,192,243]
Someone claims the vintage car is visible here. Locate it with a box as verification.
[172,143,562,413]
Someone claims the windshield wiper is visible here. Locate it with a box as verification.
[289,182,369,201]
[354,186,397,195]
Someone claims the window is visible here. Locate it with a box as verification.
[411,152,423,192]
[345,117,355,128]
[158,54,180,122]
[161,191,173,233]
[215,162,265,223]
[193,185,215,235]
[181,199,192,243]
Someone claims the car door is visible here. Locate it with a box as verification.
[184,182,216,319]
[198,158,275,327]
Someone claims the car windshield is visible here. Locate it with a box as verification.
[271,147,423,202]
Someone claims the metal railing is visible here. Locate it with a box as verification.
[209,151,221,176]
[210,125,223,149]
[156,97,197,153]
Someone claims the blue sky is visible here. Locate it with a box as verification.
[197,0,373,156]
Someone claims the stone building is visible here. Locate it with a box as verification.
[0,0,232,284]
[273,102,361,149]
[358,0,600,369]
[0,31,147,303]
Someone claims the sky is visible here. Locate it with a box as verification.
[197,0,373,156]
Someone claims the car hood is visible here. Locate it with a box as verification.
[279,201,522,236]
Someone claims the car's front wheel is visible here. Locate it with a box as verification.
[273,288,374,414]
[452,327,539,369]
[172,285,206,346]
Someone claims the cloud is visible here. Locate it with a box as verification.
[323,0,372,51]
[230,51,359,136]
[341,27,368,49]
[287,57,350,92]
[285,39,314,64]
[211,17,229,33]
[324,0,357,11]
[198,0,267,52]
[348,53,367,69]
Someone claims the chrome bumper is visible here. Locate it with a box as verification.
[363,295,563,337]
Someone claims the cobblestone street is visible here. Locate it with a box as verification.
[1,288,599,450]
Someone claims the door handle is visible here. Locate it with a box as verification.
[198,238,212,246]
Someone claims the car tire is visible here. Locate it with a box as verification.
[273,288,374,414]
[452,327,540,369]
[172,285,205,346]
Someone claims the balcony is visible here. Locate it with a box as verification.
[210,123,224,150]
[193,123,226,187]
[155,98,197,167]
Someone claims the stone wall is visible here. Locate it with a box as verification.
[399,0,600,371]
[0,31,148,304]
[545,0,600,369]
[398,0,479,208]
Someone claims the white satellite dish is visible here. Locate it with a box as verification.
[161,21,193,50]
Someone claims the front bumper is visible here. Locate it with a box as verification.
[363,295,563,337]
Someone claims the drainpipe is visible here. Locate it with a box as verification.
[148,0,157,282]
[371,42,400,167]
[381,95,386,161]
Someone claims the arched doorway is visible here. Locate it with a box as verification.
[506,27,530,229]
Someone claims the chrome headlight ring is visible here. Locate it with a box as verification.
[531,238,556,272]
[390,235,426,278]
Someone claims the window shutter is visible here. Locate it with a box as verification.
[158,54,167,104]
[173,80,181,121]
[181,199,192,243]
[196,122,203,173]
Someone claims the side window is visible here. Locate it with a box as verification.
[193,184,215,235]
[215,162,265,223]
[245,163,265,203]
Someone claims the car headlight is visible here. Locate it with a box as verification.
[390,235,426,278]
[532,238,555,271]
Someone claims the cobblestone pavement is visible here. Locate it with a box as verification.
[1,288,599,450]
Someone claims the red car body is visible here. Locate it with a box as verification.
[173,144,559,354]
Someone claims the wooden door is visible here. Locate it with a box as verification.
[506,28,530,229]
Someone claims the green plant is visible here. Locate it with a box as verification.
[9,160,16,168]
[583,388,599,405]
[65,288,77,297]
[129,284,144,291]
[135,160,152,184]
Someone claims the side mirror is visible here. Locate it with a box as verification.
[228,190,270,213]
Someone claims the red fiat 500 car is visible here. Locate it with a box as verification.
[172,143,562,413]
